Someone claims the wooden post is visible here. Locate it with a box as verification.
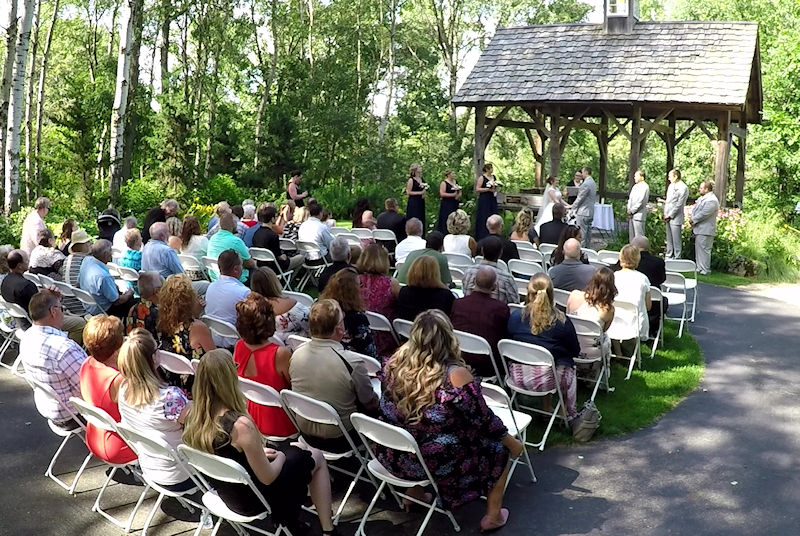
[627,105,642,187]
[474,105,486,180]
[548,107,561,179]
[734,117,746,206]
[524,128,544,187]
[666,114,676,180]
[713,111,731,207]
[597,116,608,202]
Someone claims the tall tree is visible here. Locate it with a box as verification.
[33,0,59,190]
[0,0,19,187]
[24,0,42,202]
[108,0,136,204]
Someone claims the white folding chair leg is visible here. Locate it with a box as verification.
[623,339,641,380]
[504,439,536,493]
[93,466,150,533]
[45,434,93,494]
[588,360,608,402]
[689,285,697,323]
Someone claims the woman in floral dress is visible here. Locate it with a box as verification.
[319,268,378,359]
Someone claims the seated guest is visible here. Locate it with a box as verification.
[395,217,425,263]
[461,236,518,305]
[377,198,407,243]
[57,219,77,256]
[250,267,310,345]
[240,203,258,228]
[613,245,652,341]
[567,267,617,331]
[480,214,519,263]
[276,200,295,231]
[79,315,137,464]
[361,210,377,230]
[611,236,667,338]
[289,299,378,452]
[78,240,136,318]
[112,216,137,256]
[63,229,92,288]
[204,250,251,348]
[317,236,351,293]
[282,205,307,241]
[0,244,12,284]
[184,351,336,535]
[117,329,194,491]
[356,243,399,319]
[450,266,509,377]
[166,216,183,251]
[97,209,122,242]
[232,294,295,438]
[396,256,455,320]
[443,209,477,257]
[298,202,334,261]
[509,207,539,246]
[252,203,304,275]
[320,268,378,358]
[351,197,371,229]
[118,229,143,272]
[180,216,209,280]
[548,238,596,292]
[2,250,86,342]
[539,203,569,245]
[550,225,588,266]
[396,231,451,286]
[142,222,185,278]
[29,228,65,277]
[20,290,88,429]
[142,199,179,244]
[378,310,522,528]
[230,205,249,240]
[125,271,163,337]
[157,274,215,362]
[507,273,580,420]
[207,213,255,283]
[205,201,230,237]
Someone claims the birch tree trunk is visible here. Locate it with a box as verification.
[108,0,134,205]
[120,0,143,187]
[4,0,35,215]
[24,0,41,203]
[0,0,19,187]
[253,0,278,170]
[34,0,60,190]
[377,0,397,144]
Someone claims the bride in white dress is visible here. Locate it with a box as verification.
[535,176,566,232]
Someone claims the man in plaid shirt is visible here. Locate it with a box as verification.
[20,290,88,429]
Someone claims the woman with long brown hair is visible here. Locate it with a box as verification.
[319,268,377,358]
[250,267,310,345]
[378,310,523,530]
[567,266,617,331]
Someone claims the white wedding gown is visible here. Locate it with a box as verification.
[535,185,563,232]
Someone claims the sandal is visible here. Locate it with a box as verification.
[402,491,434,512]
[480,508,509,532]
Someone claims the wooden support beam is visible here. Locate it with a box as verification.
[598,116,609,201]
[675,122,697,145]
[729,124,747,140]
[690,116,715,140]
[603,109,631,141]
[524,128,545,186]
[558,117,603,132]
[735,117,747,205]
[558,108,590,153]
[608,118,631,143]
[484,106,512,145]
[548,107,562,179]
[474,106,487,180]
[485,118,538,131]
[713,111,731,207]
[628,105,642,186]
[666,114,676,192]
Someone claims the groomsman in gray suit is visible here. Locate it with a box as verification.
[572,166,597,248]
[663,169,689,258]
[690,181,720,275]
[627,169,650,241]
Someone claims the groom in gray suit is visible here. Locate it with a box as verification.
[572,166,597,248]
[627,169,650,241]
[690,181,720,275]
[663,168,689,259]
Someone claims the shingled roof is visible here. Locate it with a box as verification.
[454,21,762,122]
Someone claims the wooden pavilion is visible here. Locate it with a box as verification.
[452,3,763,207]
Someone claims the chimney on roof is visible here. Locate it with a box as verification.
[604,0,639,34]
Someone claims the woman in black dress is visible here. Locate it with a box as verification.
[405,163,427,235]
[286,169,309,207]
[436,170,462,234]
[474,163,499,241]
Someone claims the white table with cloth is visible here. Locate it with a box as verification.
[592,203,615,232]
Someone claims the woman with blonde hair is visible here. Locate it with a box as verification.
[282,205,308,241]
[356,243,399,318]
[395,255,455,320]
[250,267,310,345]
[183,350,337,535]
[507,273,580,419]
[510,207,539,245]
[319,268,377,358]
[443,209,476,257]
[117,328,194,491]
[157,274,215,364]
[613,244,651,341]
[378,310,522,530]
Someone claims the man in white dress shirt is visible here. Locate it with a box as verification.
[572,166,597,248]
[298,201,334,260]
[627,169,650,241]
[690,181,720,275]
[663,169,689,259]
[395,218,426,263]
[20,197,50,254]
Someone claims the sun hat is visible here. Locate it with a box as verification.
[68,229,93,253]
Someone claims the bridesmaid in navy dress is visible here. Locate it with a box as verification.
[474,162,499,241]
[436,170,462,234]
[405,163,427,235]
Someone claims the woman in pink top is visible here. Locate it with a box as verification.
[356,243,399,319]
[79,315,137,464]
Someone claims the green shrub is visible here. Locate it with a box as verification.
[196,174,243,206]
[120,178,164,219]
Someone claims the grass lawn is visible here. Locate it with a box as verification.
[541,320,705,445]
[698,272,756,288]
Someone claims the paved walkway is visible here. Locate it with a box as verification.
[1,283,799,535]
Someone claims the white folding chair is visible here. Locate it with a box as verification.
[597,249,620,265]
[391,318,412,342]
[202,256,220,279]
[37,273,57,287]
[107,262,122,278]
[330,227,349,236]
[366,311,400,346]
[453,329,503,383]
[372,229,397,252]
[23,271,42,286]
[178,443,288,536]
[0,299,30,375]
[112,247,125,260]
[662,272,688,338]
[157,349,196,376]
[279,237,297,254]
[0,299,22,372]
[649,286,665,358]
[480,382,536,489]
[178,254,210,281]
[508,303,525,315]
[589,259,609,269]
[568,315,612,400]
[350,412,461,536]
[508,259,544,279]
[249,247,294,290]
[116,266,140,283]
[200,315,240,342]
[665,259,698,322]
[279,390,379,524]
[474,256,509,273]
[69,398,151,533]
[497,339,568,450]
[392,261,404,278]
[449,267,465,288]
[517,247,545,268]
[336,232,363,246]
[553,288,570,312]
[283,290,315,309]
[349,351,382,398]
[238,377,299,442]
[71,286,101,314]
[350,228,374,240]
[606,299,642,380]
[25,376,93,494]
[294,240,329,291]
[581,248,599,262]
[512,240,536,251]
[538,243,557,255]
[285,334,311,351]
[444,252,474,271]
[514,277,529,303]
